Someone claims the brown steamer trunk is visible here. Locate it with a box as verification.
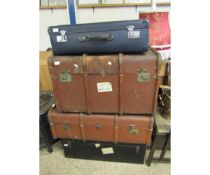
[48,49,161,114]
[48,107,154,145]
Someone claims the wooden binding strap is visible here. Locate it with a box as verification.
[82,54,91,114]
[146,116,154,144]
[79,113,86,141]
[114,115,119,144]
[48,108,57,139]
[150,47,162,115]
[49,56,61,112]
[118,53,123,115]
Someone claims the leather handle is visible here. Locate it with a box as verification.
[79,34,113,41]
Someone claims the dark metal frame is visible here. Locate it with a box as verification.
[146,129,171,166]
[39,92,58,153]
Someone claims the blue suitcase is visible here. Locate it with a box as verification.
[48,20,149,55]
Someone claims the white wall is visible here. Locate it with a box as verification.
[39,1,170,51]
[76,5,171,24]
[77,7,139,24]
[39,9,69,51]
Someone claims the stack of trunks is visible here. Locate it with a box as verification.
[47,20,160,164]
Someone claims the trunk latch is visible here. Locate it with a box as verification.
[127,25,140,39]
[96,124,101,129]
[137,67,151,83]
[57,30,67,42]
[128,125,139,135]
[59,69,72,83]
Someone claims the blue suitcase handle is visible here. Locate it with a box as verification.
[79,34,113,41]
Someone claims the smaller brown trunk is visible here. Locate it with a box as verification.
[48,107,154,145]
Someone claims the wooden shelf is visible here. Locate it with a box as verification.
[77,3,152,8]
[159,85,171,90]
[156,2,171,6]
[40,5,67,9]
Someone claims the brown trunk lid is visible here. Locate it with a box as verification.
[48,55,84,75]
[86,55,119,74]
[120,50,157,75]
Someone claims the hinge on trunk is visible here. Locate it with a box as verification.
[57,30,67,42]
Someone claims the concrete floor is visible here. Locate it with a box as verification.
[40,141,170,175]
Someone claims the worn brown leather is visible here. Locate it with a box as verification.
[48,49,160,114]
[48,107,154,145]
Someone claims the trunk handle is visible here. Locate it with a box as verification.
[79,34,113,41]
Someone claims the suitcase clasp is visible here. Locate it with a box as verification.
[59,69,72,83]
[127,25,140,39]
[57,30,67,42]
[128,125,139,135]
[137,67,151,83]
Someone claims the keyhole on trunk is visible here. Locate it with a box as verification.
[96,124,101,129]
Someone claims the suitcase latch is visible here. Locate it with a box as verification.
[128,125,139,135]
[137,67,151,83]
[59,69,72,83]
[57,30,67,42]
[127,25,140,39]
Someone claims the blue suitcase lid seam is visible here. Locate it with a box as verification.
[48,20,149,34]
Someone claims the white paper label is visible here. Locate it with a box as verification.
[63,144,68,147]
[95,143,100,148]
[128,31,140,39]
[57,35,67,42]
[53,28,59,32]
[107,61,112,65]
[74,64,78,68]
[54,61,60,65]
[101,147,114,155]
[97,82,112,93]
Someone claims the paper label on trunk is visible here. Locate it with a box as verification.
[97,82,112,93]
[57,35,67,42]
[101,147,114,155]
[53,28,59,32]
[54,61,60,65]
[128,31,140,39]
[95,143,100,148]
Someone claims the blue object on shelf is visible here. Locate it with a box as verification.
[68,0,76,25]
